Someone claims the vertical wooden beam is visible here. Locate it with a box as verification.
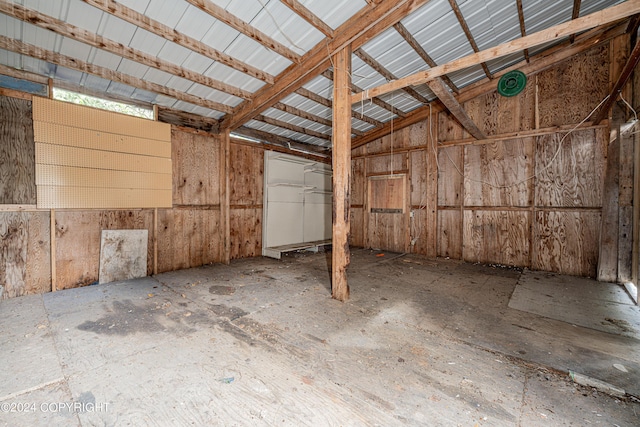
[331,45,352,302]
[153,207,158,275]
[47,78,53,99]
[50,209,56,292]
[221,129,231,265]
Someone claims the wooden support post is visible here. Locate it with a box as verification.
[220,129,231,265]
[47,78,53,99]
[50,209,56,292]
[153,207,158,275]
[331,45,352,302]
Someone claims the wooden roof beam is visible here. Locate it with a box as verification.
[81,0,274,84]
[515,0,531,62]
[354,48,430,104]
[393,22,459,93]
[592,35,640,124]
[185,0,300,62]
[272,101,364,135]
[448,0,493,79]
[426,78,485,140]
[352,20,629,149]
[225,0,435,130]
[280,0,334,38]
[0,0,252,100]
[322,69,408,118]
[295,87,384,127]
[256,114,331,140]
[352,1,640,104]
[0,35,234,114]
[570,0,582,43]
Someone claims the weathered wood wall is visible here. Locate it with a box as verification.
[351,41,614,278]
[229,141,263,260]
[0,97,36,204]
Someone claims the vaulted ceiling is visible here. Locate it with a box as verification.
[0,0,633,154]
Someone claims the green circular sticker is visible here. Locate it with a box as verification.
[497,70,527,97]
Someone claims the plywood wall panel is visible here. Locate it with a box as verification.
[0,96,36,204]
[352,158,366,206]
[437,146,463,206]
[229,143,263,206]
[55,211,102,290]
[0,211,50,299]
[230,208,262,259]
[464,138,534,207]
[463,210,530,267]
[437,210,462,259]
[366,153,407,175]
[438,110,466,143]
[367,212,408,253]
[533,211,600,277]
[408,120,429,147]
[156,208,221,273]
[350,208,364,247]
[535,129,606,207]
[172,128,220,206]
[537,44,609,128]
[411,208,434,256]
[55,210,154,290]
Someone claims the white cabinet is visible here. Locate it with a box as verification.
[262,151,332,258]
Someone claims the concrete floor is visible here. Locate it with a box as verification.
[1,248,639,426]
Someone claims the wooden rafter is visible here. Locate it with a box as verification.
[256,114,331,140]
[226,0,434,130]
[185,0,300,62]
[515,0,531,62]
[448,0,493,79]
[426,78,485,140]
[81,0,274,84]
[295,87,384,127]
[272,101,364,135]
[354,48,430,104]
[393,22,459,93]
[0,35,234,114]
[322,70,408,119]
[0,0,252,100]
[352,21,629,149]
[234,126,329,155]
[570,0,583,43]
[352,1,640,104]
[280,0,334,38]
[592,36,640,124]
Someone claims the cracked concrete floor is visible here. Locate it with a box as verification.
[1,249,638,426]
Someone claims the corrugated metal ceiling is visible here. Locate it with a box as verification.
[0,0,628,150]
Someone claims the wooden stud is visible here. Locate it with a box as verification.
[331,45,352,302]
[48,78,53,99]
[50,209,56,292]
[515,0,530,62]
[569,0,583,44]
[153,207,158,275]
[352,2,640,104]
[220,129,231,265]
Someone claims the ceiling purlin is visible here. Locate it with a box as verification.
[570,0,583,43]
[234,126,330,156]
[393,22,459,93]
[295,87,385,127]
[81,0,275,84]
[184,0,301,62]
[447,0,493,79]
[280,0,335,38]
[515,0,530,62]
[256,114,331,140]
[351,21,630,149]
[354,47,430,104]
[225,0,435,131]
[321,69,408,118]
[0,0,252,100]
[0,35,235,114]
